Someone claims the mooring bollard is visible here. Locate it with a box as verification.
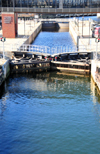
[45,57,47,61]
[55,57,57,61]
[49,57,52,61]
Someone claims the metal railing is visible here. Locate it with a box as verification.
[18,44,100,53]
[0,44,20,52]
[0,43,100,57]
[18,44,78,54]
[1,1,100,9]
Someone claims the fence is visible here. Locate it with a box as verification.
[18,44,100,54]
[18,44,77,54]
[0,43,100,57]
[93,52,100,60]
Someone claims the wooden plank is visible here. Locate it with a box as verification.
[11,66,50,72]
[51,61,90,66]
[51,66,90,74]
[10,60,50,66]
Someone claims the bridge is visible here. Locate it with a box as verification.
[0,0,100,14]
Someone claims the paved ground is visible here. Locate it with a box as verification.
[0,19,40,53]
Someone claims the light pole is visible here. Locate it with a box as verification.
[23,17,25,36]
[89,18,91,45]
[30,17,31,31]
[82,16,84,37]
[95,38,99,60]
[1,37,6,59]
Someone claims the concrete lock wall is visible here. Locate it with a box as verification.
[2,60,10,79]
[91,60,97,82]
[69,21,87,49]
[69,22,78,45]
[23,23,42,45]
[57,23,69,30]
[91,60,100,91]
[42,22,69,31]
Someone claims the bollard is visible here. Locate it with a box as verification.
[45,57,47,61]
[49,57,52,61]
[55,57,57,61]
[32,54,34,59]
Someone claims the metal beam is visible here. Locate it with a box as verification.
[0,7,100,14]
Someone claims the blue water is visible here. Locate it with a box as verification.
[0,72,100,154]
[32,31,76,48]
[31,31,76,53]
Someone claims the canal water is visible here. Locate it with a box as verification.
[1,17,100,153]
[31,30,77,53]
[0,72,100,154]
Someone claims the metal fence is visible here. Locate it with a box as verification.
[0,43,100,58]
[18,44,100,54]
[18,44,78,54]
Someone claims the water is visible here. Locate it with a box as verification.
[31,31,76,53]
[32,31,75,48]
[0,72,100,154]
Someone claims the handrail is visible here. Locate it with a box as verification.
[0,44,100,58]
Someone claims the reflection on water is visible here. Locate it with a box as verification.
[0,72,100,154]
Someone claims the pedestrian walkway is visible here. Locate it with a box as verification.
[0,19,40,53]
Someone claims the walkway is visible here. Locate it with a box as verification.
[0,20,41,58]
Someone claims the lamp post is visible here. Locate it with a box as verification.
[89,18,91,45]
[95,38,99,60]
[82,16,84,37]
[1,37,6,59]
[30,17,32,31]
[23,17,25,36]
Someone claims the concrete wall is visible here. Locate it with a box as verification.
[42,22,56,30]
[91,60,100,91]
[58,23,69,31]
[42,22,69,31]
[69,22,78,45]
[23,22,42,45]
[2,60,10,79]
[69,21,91,50]
[91,60,97,82]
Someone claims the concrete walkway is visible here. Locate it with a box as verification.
[0,19,41,53]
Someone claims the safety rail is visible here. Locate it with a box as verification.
[0,44,20,52]
[18,44,100,54]
[0,44,100,57]
[18,44,79,54]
